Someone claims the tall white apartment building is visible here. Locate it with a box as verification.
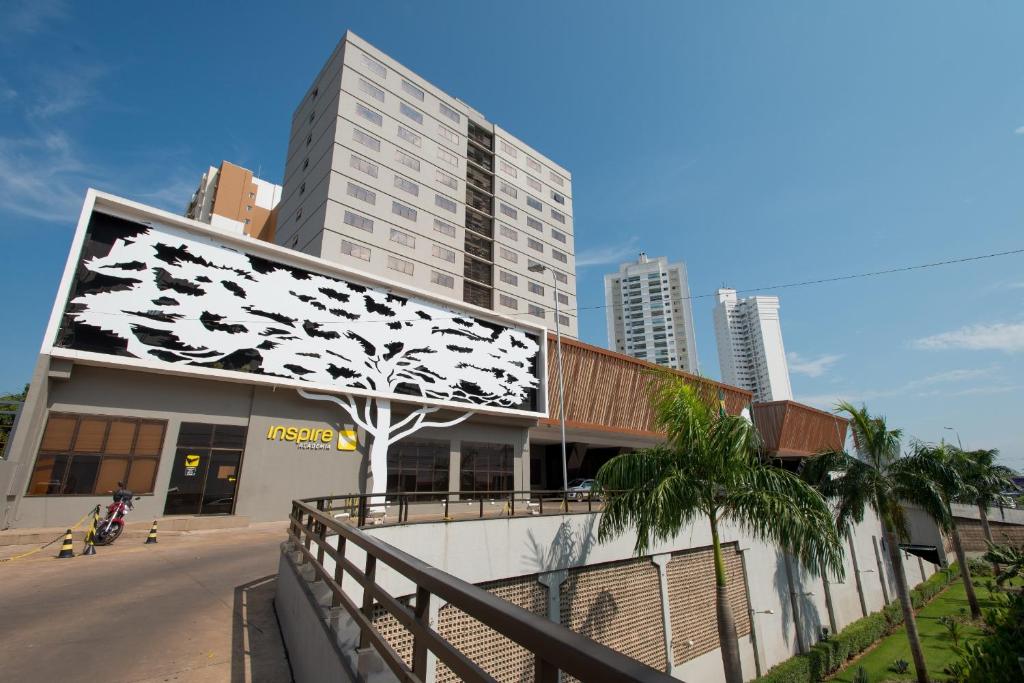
[713,288,793,402]
[604,254,698,372]
[275,32,577,336]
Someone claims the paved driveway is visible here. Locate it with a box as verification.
[0,522,292,682]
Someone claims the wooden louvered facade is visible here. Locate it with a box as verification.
[540,335,752,437]
[751,400,848,459]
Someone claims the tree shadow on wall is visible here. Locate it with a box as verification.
[773,552,823,655]
[521,513,598,575]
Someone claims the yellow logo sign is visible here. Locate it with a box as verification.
[184,454,201,468]
[265,426,358,451]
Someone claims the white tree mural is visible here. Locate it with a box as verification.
[64,222,540,496]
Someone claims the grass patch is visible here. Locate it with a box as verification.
[830,580,1015,682]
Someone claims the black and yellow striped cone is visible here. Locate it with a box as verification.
[82,534,97,556]
[57,529,75,558]
[144,521,158,544]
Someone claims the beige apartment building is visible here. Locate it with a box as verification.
[186,160,283,241]
[274,32,578,337]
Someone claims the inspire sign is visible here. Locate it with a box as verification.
[266,425,358,451]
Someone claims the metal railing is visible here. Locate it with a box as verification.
[0,399,23,460]
[287,498,673,683]
[303,489,606,528]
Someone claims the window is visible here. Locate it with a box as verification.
[436,147,458,170]
[355,103,383,126]
[401,79,425,101]
[394,176,419,196]
[434,194,456,213]
[527,156,542,173]
[550,209,566,224]
[464,255,492,285]
[551,229,566,243]
[311,86,319,99]
[499,160,518,178]
[527,238,543,253]
[392,201,417,221]
[353,128,381,151]
[432,244,456,263]
[526,195,543,211]
[437,124,459,146]
[358,78,385,102]
[347,182,376,204]
[499,246,518,263]
[550,171,565,186]
[245,205,252,212]
[302,157,309,170]
[308,110,315,123]
[499,270,518,286]
[462,280,492,309]
[387,438,450,499]
[397,125,422,147]
[438,101,460,124]
[305,132,312,147]
[433,218,456,238]
[527,175,542,192]
[431,271,454,288]
[299,182,306,195]
[27,414,165,496]
[361,52,387,78]
[350,154,379,178]
[387,255,414,275]
[343,210,373,232]
[499,224,518,241]
[395,150,421,172]
[294,208,302,221]
[552,249,567,263]
[436,170,458,190]
[390,228,415,248]
[499,294,518,309]
[528,304,545,319]
[526,216,543,232]
[499,181,518,199]
[460,442,513,493]
[399,101,423,125]
[551,191,565,205]
[500,140,518,157]
[528,281,544,296]
[341,239,371,260]
[499,203,517,219]
[557,292,569,305]
[558,314,570,327]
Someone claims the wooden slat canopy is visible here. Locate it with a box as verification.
[751,400,848,458]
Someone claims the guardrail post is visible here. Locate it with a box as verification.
[479,498,483,519]
[358,496,367,527]
[359,554,377,650]
[333,533,346,606]
[304,511,313,553]
[316,521,326,566]
[411,585,431,678]
[535,654,559,683]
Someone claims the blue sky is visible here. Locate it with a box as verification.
[1,1,1022,470]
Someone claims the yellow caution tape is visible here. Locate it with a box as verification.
[0,506,99,563]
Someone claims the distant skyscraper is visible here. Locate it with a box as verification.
[713,288,793,402]
[604,253,698,372]
[186,161,282,241]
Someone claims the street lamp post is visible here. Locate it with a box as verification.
[944,426,964,450]
[529,263,568,491]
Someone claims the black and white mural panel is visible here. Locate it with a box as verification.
[55,211,542,413]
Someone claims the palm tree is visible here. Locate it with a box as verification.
[596,380,844,683]
[958,448,1016,574]
[802,402,948,683]
[909,442,980,619]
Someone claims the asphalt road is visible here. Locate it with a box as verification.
[0,522,293,682]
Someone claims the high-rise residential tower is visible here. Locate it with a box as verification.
[275,31,577,336]
[604,253,698,372]
[186,161,282,241]
[713,288,793,402]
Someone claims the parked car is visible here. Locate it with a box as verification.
[567,478,599,501]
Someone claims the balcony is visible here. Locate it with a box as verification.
[466,164,494,193]
[468,121,494,150]
[465,185,492,215]
[464,207,493,238]
[466,143,493,172]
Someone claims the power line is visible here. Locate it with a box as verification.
[65,245,1024,327]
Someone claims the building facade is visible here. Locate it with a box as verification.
[713,288,793,402]
[603,253,698,372]
[273,31,578,337]
[185,160,282,241]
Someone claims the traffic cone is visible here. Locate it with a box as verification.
[144,521,158,544]
[57,529,75,558]
[82,534,97,556]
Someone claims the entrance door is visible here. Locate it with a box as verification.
[163,423,246,516]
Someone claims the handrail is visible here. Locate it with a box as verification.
[287,497,675,683]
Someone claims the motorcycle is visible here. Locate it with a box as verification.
[92,484,141,546]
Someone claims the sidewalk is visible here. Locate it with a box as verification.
[0,514,251,546]
[0,521,292,682]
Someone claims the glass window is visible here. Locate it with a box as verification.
[436,148,458,170]
[432,244,456,263]
[527,238,543,253]
[527,175,542,192]
[347,182,376,204]
[550,171,565,186]
[27,414,166,496]
[397,125,422,147]
[499,203,517,219]
[355,103,382,126]
[399,101,423,125]
[394,176,419,196]
[343,210,374,232]
[401,79,425,101]
[551,209,566,224]
[387,438,449,500]
[526,216,543,232]
[551,191,566,205]
[342,239,371,261]
[352,128,381,152]
[431,271,454,288]
[499,294,518,309]
[500,140,518,158]
[500,270,518,286]
[358,78,384,102]
[438,102,460,124]
[434,194,456,213]
[436,170,458,190]
[350,155,379,178]
[392,201,417,221]
[433,218,456,238]
[528,282,544,296]
[387,255,414,275]
[437,125,459,146]
[361,53,387,78]
[499,160,517,178]
[528,304,545,319]
[551,229,566,243]
[557,292,569,305]
[499,224,518,241]
[527,156,542,173]
[499,246,518,263]
[390,228,415,248]
[499,181,518,199]
[552,249,568,263]
[460,442,514,493]
[395,150,420,172]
